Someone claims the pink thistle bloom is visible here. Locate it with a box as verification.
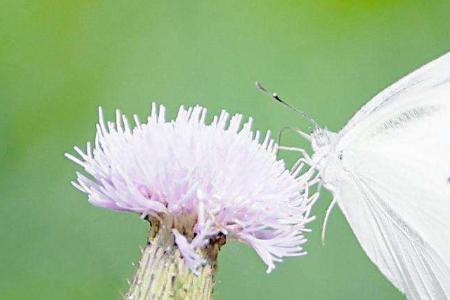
[66,103,316,273]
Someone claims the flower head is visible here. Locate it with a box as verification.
[66,103,316,273]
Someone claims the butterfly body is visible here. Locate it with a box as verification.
[310,128,343,191]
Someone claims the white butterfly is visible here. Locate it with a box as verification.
[261,52,450,300]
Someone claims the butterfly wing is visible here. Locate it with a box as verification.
[334,169,450,299]
[330,53,450,299]
[337,52,450,150]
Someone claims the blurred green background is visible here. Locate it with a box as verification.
[1,1,449,299]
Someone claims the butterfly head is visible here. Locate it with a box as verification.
[311,127,335,151]
[311,127,339,165]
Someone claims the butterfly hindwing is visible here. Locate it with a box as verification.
[336,171,450,299]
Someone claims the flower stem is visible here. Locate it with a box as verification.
[126,221,224,300]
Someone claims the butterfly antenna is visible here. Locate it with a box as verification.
[255,81,319,129]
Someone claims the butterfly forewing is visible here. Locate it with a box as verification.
[337,53,450,150]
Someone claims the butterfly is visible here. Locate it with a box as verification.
[258,52,450,300]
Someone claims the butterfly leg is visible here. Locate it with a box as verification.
[294,128,312,142]
[277,144,322,219]
[277,126,312,146]
[301,184,320,220]
[321,195,338,245]
[278,146,314,165]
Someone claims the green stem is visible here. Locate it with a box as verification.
[126,222,224,300]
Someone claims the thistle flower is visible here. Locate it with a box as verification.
[66,103,316,299]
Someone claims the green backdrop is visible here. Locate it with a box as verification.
[1,1,449,299]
